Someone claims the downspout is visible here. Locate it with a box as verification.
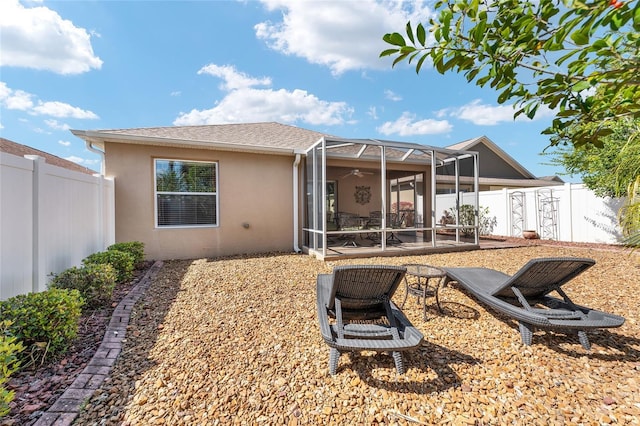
[85,141,105,176]
[292,153,302,253]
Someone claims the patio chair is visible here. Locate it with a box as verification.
[365,210,383,242]
[386,212,405,244]
[316,265,424,375]
[336,212,362,247]
[443,258,625,350]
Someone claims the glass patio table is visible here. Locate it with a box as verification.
[401,264,447,321]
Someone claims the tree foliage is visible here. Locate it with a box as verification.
[156,160,215,193]
[380,0,640,149]
[547,118,640,197]
[547,118,640,240]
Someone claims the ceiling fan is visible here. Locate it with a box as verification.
[340,169,374,179]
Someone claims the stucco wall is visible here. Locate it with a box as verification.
[105,143,295,260]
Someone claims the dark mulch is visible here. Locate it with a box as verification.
[1,262,154,426]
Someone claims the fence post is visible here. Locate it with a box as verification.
[25,155,46,293]
[562,182,574,242]
[95,173,106,250]
[502,188,510,237]
[107,178,115,247]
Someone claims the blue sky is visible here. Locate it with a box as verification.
[0,0,575,180]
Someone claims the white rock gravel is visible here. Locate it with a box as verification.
[74,246,640,425]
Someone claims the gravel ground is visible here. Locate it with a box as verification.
[74,246,640,425]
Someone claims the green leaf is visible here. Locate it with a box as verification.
[570,29,590,46]
[611,13,622,31]
[433,51,447,74]
[497,87,512,104]
[415,53,428,74]
[379,48,399,58]
[417,23,426,46]
[592,39,609,49]
[400,46,417,54]
[392,53,409,67]
[556,109,579,118]
[406,22,415,45]
[465,68,479,82]
[595,127,615,137]
[383,33,406,47]
[526,104,539,119]
[572,80,592,92]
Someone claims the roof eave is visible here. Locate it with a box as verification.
[436,175,564,187]
[70,129,299,156]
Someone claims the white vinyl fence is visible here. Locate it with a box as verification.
[1,153,115,300]
[436,183,624,244]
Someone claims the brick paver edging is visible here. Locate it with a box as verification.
[33,260,164,426]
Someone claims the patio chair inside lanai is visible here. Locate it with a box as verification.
[302,137,480,260]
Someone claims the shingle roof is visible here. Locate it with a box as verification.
[445,137,480,151]
[0,138,96,175]
[76,122,331,152]
[445,135,536,179]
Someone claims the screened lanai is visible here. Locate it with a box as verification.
[302,137,480,260]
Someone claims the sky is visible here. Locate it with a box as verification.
[0,0,577,181]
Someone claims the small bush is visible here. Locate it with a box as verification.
[83,250,134,283]
[0,321,24,417]
[442,205,497,236]
[107,241,145,267]
[49,264,117,309]
[439,210,455,226]
[0,289,83,367]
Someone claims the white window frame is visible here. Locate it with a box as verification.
[154,158,219,228]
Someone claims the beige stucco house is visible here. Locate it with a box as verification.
[71,122,554,261]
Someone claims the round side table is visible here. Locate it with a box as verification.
[402,264,447,321]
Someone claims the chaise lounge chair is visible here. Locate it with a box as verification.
[443,257,625,350]
[316,265,424,375]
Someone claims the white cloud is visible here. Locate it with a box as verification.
[175,88,352,126]
[438,99,555,125]
[174,64,353,126]
[438,99,516,125]
[0,0,103,74]
[384,90,402,102]
[255,0,433,75]
[0,82,99,120]
[65,155,99,166]
[368,106,378,120]
[170,91,181,97]
[32,101,98,119]
[46,119,71,130]
[58,140,71,147]
[198,64,271,91]
[377,112,452,136]
[0,82,33,110]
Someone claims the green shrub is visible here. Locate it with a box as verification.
[443,205,497,237]
[0,321,23,417]
[107,241,145,267]
[49,264,117,309]
[83,250,134,283]
[0,289,83,367]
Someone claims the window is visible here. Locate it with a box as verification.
[155,159,218,227]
